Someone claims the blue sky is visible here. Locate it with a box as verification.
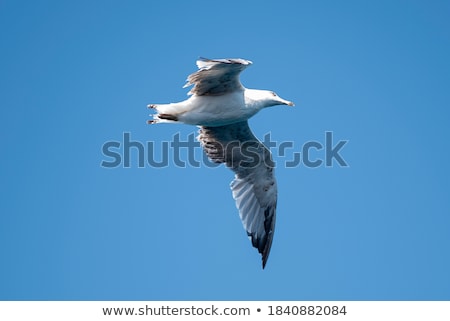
[1,0,449,300]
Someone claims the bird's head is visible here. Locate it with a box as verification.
[246,89,295,109]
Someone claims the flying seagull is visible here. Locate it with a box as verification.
[148,58,294,268]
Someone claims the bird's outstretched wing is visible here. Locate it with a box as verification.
[198,121,277,268]
[184,58,252,96]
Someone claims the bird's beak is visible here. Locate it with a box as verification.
[279,97,295,106]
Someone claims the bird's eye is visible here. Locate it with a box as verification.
[271,91,276,97]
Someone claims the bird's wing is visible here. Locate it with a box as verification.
[198,121,277,268]
[184,58,252,96]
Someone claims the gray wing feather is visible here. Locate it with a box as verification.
[184,58,252,96]
[198,121,277,268]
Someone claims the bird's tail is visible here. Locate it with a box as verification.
[147,104,179,124]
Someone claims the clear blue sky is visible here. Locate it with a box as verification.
[1,0,449,300]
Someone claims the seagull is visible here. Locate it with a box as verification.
[148,58,294,268]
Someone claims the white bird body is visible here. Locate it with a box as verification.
[148,58,294,268]
[152,88,292,127]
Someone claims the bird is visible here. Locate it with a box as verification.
[147,58,294,268]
